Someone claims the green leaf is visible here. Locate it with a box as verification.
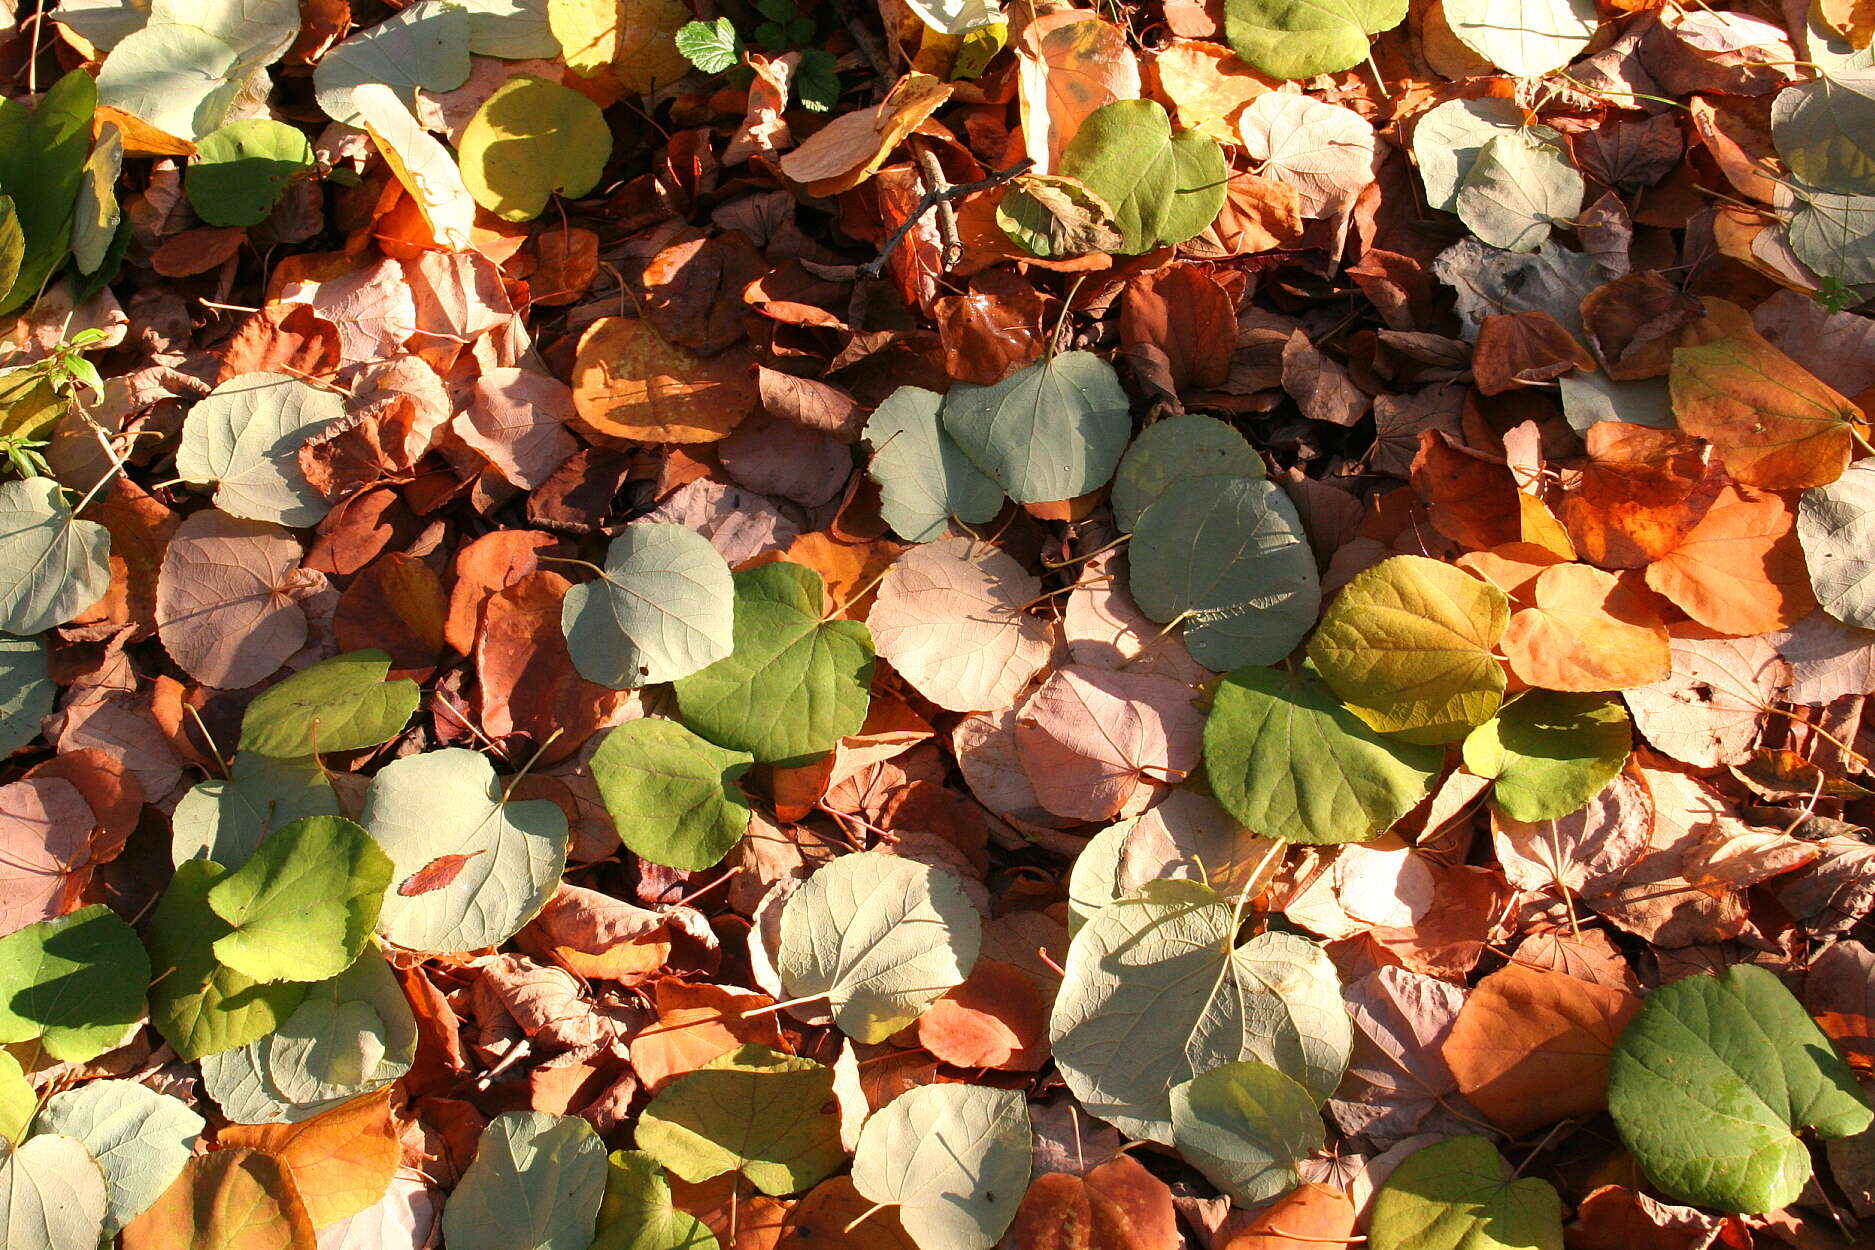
[201,946,415,1121]
[1170,1061,1324,1206]
[794,48,840,112]
[776,851,982,1043]
[238,650,421,757]
[0,477,111,636]
[171,750,342,869]
[443,1112,609,1250]
[1224,0,1407,80]
[1441,0,1597,77]
[864,385,1005,543]
[94,22,242,143]
[313,0,473,125]
[1411,97,1565,214]
[1370,1136,1563,1250]
[1204,664,1442,844]
[0,1134,109,1250]
[1111,414,1263,532]
[1773,67,1875,196]
[1463,691,1630,823]
[852,1085,1030,1250]
[676,18,743,73]
[593,1151,720,1250]
[1049,879,1351,1143]
[33,1080,204,1234]
[1800,459,1875,629]
[363,747,568,953]
[1608,964,1873,1213]
[0,196,21,300]
[1455,133,1584,254]
[1130,475,1320,671]
[941,351,1132,505]
[205,815,393,984]
[1059,100,1226,254]
[459,74,613,222]
[0,905,148,1062]
[636,1045,845,1196]
[1307,554,1510,745]
[590,718,753,872]
[0,634,53,758]
[175,371,346,526]
[673,562,875,767]
[0,69,95,314]
[146,861,308,1063]
[185,118,315,228]
[561,521,735,689]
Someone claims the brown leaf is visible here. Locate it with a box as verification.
[1216,1184,1356,1250]
[0,777,100,931]
[216,303,341,384]
[1282,331,1368,426]
[474,570,633,763]
[644,231,767,356]
[1150,39,1275,142]
[333,553,447,681]
[1472,311,1595,395]
[1013,1155,1180,1250]
[444,529,564,656]
[1442,962,1642,1136]
[776,1176,918,1250]
[917,958,1051,1070]
[1581,273,1703,380]
[155,510,313,690]
[1122,267,1233,394]
[1560,422,1720,569]
[454,367,581,491]
[1624,627,1789,767]
[1014,14,1142,174]
[778,73,955,196]
[1015,666,1203,822]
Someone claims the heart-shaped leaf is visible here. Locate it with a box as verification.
[1170,1060,1324,1205]
[0,904,148,1062]
[562,521,735,689]
[592,1150,719,1250]
[0,1134,109,1250]
[1455,133,1584,254]
[32,1080,203,1234]
[1224,0,1407,80]
[941,351,1132,505]
[777,851,982,1043]
[442,1112,608,1250]
[205,815,393,984]
[1111,414,1263,532]
[852,1084,1031,1250]
[185,119,314,227]
[673,562,875,767]
[171,751,341,870]
[1773,66,1875,196]
[313,0,472,124]
[1608,963,1873,1213]
[458,74,612,222]
[1462,691,1631,823]
[0,634,53,759]
[363,748,568,953]
[0,477,111,636]
[1059,100,1227,254]
[122,1148,315,1250]
[1050,879,1350,1143]
[1204,663,1443,844]
[1370,1136,1563,1250]
[1442,0,1598,77]
[1800,459,1875,627]
[175,372,344,526]
[636,1045,845,1196]
[589,718,754,872]
[239,650,421,758]
[864,385,1005,543]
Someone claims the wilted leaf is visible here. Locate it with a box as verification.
[572,316,756,444]
[218,1088,397,1227]
[1499,563,1671,692]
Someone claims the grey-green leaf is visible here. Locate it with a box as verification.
[443,1112,608,1250]
[0,477,111,636]
[1773,67,1875,197]
[1608,963,1873,1214]
[363,747,568,953]
[1411,97,1565,214]
[589,718,753,872]
[940,351,1131,505]
[171,751,341,869]
[777,851,982,1044]
[1058,100,1227,254]
[313,0,473,125]
[0,1134,108,1250]
[1049,879,1351,1143]
[33,1080,203,1233]
[1455,133,1584,254]
[1130,475,1320,670]
[0,634,53,758]
[176,372,346,527]
[1442,0,1597,77]
[1800,459,1875,630]
[561,522,735,689]
[1203,664,1443,844]
[1170,1061,1323,1206]
[1111,414,1263,532]
[865,385,1005,543]
[851,1085,1031,1250]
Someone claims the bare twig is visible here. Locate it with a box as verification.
[861,157,1034,279]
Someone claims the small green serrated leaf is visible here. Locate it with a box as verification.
[676,19,742,73]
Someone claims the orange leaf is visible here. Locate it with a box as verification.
[630,978,788,1093]
[777,73,954,196]
[1412,430,1571,555]
[1217,1184,1356,1250]
[1015,15,1142,174]
[1501,563,1671,692]
[1643,481,1816,635]
[672,1173,794,1250]
[916,958,1051,1070]
[1441,962,1642,1136]
[1455,543,1569,607]
[123,1148,318,1250]
[776,1176,918,1250]
[1149,39,1275,143]
[571,316,757,444]
[218,1090,398,1229]
[1012,1155,1179,1250]
[1560,422,1721,569]
[1670,307,1866,490]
